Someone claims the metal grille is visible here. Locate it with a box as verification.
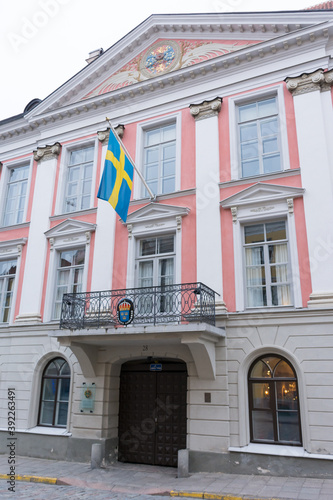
[60,282,216,330]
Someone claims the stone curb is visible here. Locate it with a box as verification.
[0,474,57,485]
[170,493,282,500]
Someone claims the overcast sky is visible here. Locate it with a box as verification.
[1,0,318,121]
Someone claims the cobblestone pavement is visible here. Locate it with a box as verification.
[1,455,333,500]
[0,480,197,499]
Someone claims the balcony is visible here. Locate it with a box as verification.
[60,282,216,330]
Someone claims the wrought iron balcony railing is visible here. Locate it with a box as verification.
[60,282,216,330]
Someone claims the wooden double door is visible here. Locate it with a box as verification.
[118,359,187,467]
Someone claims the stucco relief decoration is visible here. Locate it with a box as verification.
[84,39,260,99]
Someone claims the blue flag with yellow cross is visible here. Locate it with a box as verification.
[97,128,134,222]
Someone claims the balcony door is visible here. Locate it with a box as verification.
[136,235,175,317]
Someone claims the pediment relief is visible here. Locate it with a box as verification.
[45,219,96,239]
[83,38,261,99]
[126,202,190,226]
[221,182,304,209]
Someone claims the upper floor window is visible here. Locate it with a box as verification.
[3,164,29,226]
[248,354,301,445]
[238,97,281,178]
[244,220,292,308]
[142,123,176,197]
[64,146,94,213]
[38,357,70,427]
[137,235,175,288]
[0,259,16,323]
[53,248,85,319]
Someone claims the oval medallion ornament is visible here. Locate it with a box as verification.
[117,298,134,325]
[140,40,180,78]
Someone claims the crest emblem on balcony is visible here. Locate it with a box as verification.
[117,298,134,325]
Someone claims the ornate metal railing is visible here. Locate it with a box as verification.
[60,282,216,330]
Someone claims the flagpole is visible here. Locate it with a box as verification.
[105,117,156,201]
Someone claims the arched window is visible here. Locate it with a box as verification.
[38,357,70,427]
[248,354,302,446]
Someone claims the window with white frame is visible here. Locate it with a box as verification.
[238,97,281,178]
[142,123,176,197]
[244,220,292,308]
[53,248,85,319]
[3,164,30,226]
[63,145,94,213]
[136,235,175,314]
[0,259,16,323]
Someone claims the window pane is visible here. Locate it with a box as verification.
[250,360,272,378]
[138,261,153,287]
[261,118,278,137]
[146,147,159,165]
[263,154,281,173]
[68,166,80,182]
[252,410,274,441]
[140,239,156,256]
[263,137,278,154]
[73,249,85,266]
[159,258,174,286]
[239,102,257,122]
[246,266,265,286]
[277,411,301,443]
[271,284,291,306]
[274,360,295,378]
[146,129,161,146]
[266,221,286,242]
[146,163,158,181]
[39,401,54,426]
[242,159,260,177]
[247,286,267,307]
[162,160,175,178]
[240,123,257,142]
[276,381,298,410]
[58,377,70,401]
[42,379,56,400]
[162,177,175,194]
[161,124,176,142]
[258,98,277,117]
[0,261,16,275]
[163,143,176,161]
[252,382,271,408]
[158,236,174,254]
[241,142,258,160]
[56,402,69,426]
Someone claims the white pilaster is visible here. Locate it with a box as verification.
[191,99,224,301]
[16,151,59,322]
[289,77,333,307]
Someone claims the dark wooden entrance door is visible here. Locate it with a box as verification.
[118,359,187,467]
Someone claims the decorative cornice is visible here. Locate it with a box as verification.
[190,97,222,121]
[285,69,333,95]
[97,124,125,144]
[33,142,62,162]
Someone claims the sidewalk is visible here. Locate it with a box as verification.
[1,455,333,500]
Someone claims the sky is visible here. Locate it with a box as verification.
[1,0,319,121]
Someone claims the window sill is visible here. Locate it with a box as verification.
[0,222,30,232]
[229,444,333,461]
[25,426,71,436]
[220,168,301,189]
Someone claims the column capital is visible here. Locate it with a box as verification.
[285,69,333,96]
[97,124,125,144]
[189,97,222,121]
[33,142,62,162]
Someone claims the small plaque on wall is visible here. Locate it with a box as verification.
[80,383,96,413]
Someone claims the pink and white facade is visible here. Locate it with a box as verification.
[1,9,333,475]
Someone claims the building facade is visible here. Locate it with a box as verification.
[1,8,333,476]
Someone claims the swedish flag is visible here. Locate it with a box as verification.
[97,128,133,222]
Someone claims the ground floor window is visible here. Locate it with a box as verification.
[248,354,302,445]
[38,357,70,427]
